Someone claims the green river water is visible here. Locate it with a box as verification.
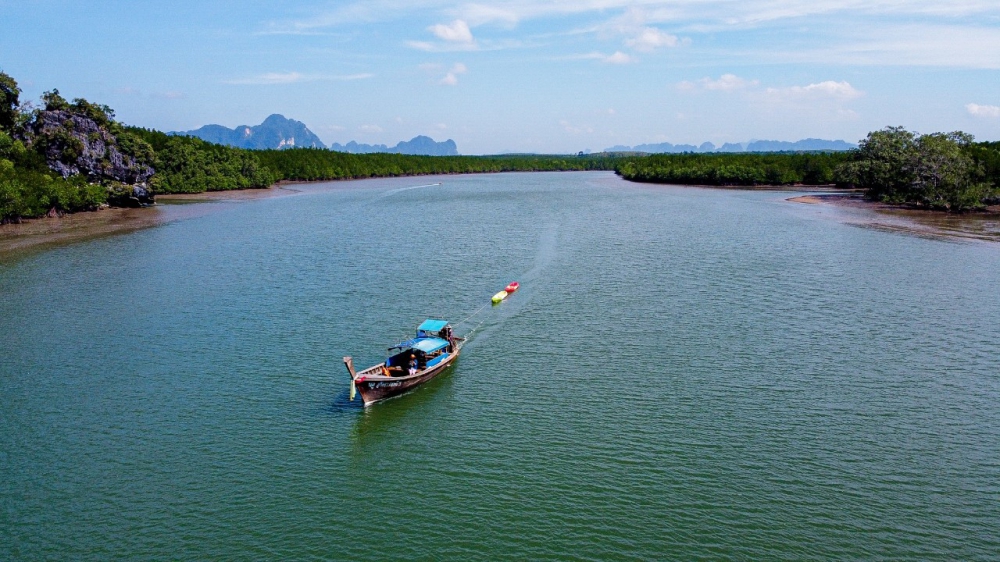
[2,172,998,560]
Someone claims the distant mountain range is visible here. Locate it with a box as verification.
[174,114,459,155]
[330,136,458,156]
[604,138,856,153]
[176,114,326,149]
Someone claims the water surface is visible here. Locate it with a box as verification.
[2,172,998,560]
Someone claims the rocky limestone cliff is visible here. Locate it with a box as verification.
[177,114,326,150]
[24,109,155,205]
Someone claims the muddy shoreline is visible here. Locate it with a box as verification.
[0,184,297,260]
[788,193,1000,243]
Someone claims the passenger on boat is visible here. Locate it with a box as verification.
[409,354,418,376]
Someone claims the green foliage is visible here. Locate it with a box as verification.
[255,149,617,182]
[40,89,70,112]
[0,160,107,221]
[0,70,21,132]
[615,151,851,186]
[836,127,998,211]
[129,130,276,193]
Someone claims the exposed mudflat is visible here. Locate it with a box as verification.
[788,193,1000,243]
[0,185,298,260]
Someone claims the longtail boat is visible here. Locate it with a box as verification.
[344,319,464,406]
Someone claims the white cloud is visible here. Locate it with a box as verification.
[441,62,468,85]
[624,27,680,52]
[429,19,473,43]
[224,72,373,85]
[603,51,634,64]
[966,103,1000,118]
[678,74,758,92]
[339,73,375,81]
[767,81,863,100]
[359,124,383,133]
[231,72,304,85]
[703,74,758,91]
[272,0,999,33]
[456,4,520,26]
[565,51,635,64]
[560,120,594,134]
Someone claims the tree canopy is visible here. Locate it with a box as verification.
[837,127,997,211]
[0,70,21,132]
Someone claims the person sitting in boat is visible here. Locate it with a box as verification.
[409,354,418,376]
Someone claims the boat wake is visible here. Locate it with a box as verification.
[377,182,443,199]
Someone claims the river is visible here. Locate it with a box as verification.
[2,171,998,560]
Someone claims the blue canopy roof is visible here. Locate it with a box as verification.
[391,337,449,354]
[417,319,449,332]
[412,337,449,353]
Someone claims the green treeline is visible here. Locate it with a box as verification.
[4,67,1000,222]
[128,127,277,193]
[1,69,619,222]
[617,128,1000,211]
[616,152,852,187]
[254,150,616,182]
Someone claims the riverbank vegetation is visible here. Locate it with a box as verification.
[616,152,852,187]
[836,127,1000,211]
[1,70,620,222]
[618,127,1000,212]
[3,68,999,222]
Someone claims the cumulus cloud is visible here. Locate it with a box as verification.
[966,103,1000,118]
[565,51,635,64]
[678,74,758,91]
[602,51,635,64]
[625,27,680,52]
[440,63,468,85]
[422,62,468,85]
[429,19,473,43]
[767,80,863,100]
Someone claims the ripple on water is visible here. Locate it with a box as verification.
[1,173,999,560]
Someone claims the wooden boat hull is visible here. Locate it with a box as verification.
[351,348,460,406]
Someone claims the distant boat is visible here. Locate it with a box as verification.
[343,319,464,406]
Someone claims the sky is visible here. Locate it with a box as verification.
[2,0,999,154]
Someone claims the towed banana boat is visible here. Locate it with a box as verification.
[344,319,464,406]
[492,281,519,304]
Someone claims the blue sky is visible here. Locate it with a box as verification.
[2,0,999,153]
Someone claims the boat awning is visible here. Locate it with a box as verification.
[391,337,450,354]
[417,319,449,332]
[412,337,449,353]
